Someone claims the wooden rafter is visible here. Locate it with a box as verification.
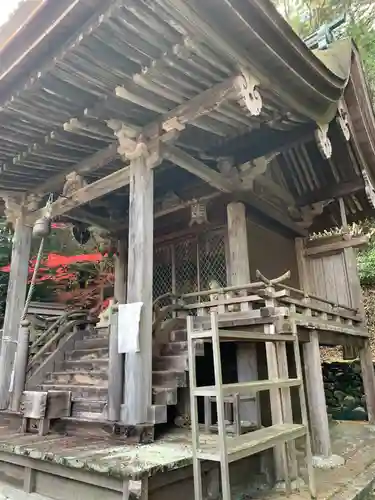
[297,179,363,206]
[32,143,119,195]
[163,144,235,193]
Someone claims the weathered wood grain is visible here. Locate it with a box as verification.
[303,330,331,457]
[122,153,154,425]
[0,216,31,409]
[227,202,260,427]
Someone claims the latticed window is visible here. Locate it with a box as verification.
[152,230,227,300]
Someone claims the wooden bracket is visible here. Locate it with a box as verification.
[235,71,263,116]
[315,124,332,159]
[336,100,350,141]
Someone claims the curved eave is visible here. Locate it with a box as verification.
[0,0,103,100]
[345,45,375,187]
[0,0,357,193]
[166,0,350,123]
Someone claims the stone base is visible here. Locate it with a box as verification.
[312,454,345,469]
[274,477,305,492]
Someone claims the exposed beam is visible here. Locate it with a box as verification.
[163,144,235,192]
[297,179,364,206]
[31,143,118,195]
[28,165,130,223]
[304,235,369,256]
[236,191,307,236]
[135,74,242,138]
[27,147,162,223]
[65,207,118,232]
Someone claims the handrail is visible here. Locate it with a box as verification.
[275,283,359,314]
[29,309,88,352]
[179,281,267,300]
[28,310,96,373]
[152,271,360,319]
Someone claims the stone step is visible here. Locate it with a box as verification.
[160,340,204,356]
[169,329,187,342]
[152,370,186,388]
[63,359,109,372]
[93,326,109,337]
[39,384,107,400]
[71,398,107,419]
[66,347,109,361]
[75,336,108,350]
[71,398,166,425]
[152,385,178,405]
[153,355,188,371]
[148,404,167,424]
[46,371,108,387]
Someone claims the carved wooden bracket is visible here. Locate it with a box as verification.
[315,124,332,159]
[336,101,350,141]
[2,195,23,225]
[63,172,87,198]
[108,120,161,164]
[235,71,263,116]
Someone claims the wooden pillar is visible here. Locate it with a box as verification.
[303,331,331,457]
[122,152,154,425]
[108,239,127,422]
[114,238,127,303]
[360,340,375,425]
[0,215,32,409]
[227,202,259,425]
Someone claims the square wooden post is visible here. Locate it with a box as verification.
[122,152,154,425]
[108,238,127,422]
[360,340,375,425]
[303,331,333,458]
[227,202,260,426]
[114,238,127,303]
[0,215,32,409]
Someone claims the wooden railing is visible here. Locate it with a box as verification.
[151,271,366,338]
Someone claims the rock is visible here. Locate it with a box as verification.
[351,406,368,421]
[342,395,357,410]
[333,390,347,403]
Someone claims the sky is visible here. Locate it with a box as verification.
[0,0,22,28]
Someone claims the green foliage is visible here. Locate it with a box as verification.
[358,242,375,286]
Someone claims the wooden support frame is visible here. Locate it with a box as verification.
[26,147,161,224]
[122,151,154,425]
[108,238,127,422]
[32,143,118,195]
[303,330,332,457]
[0,214,32,409]
[226,202,260,427]
[359,340,375,425]
[163,144,236,192]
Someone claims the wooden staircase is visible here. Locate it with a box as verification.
[36,323,201,423]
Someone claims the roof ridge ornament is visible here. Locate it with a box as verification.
[336,101,351,141]
[315,124,332,159]
[235,71,263,116]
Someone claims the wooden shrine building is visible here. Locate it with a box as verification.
[0,1,375,499]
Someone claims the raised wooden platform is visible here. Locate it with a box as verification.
[0,422,372,499]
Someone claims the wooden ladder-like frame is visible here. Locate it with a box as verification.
[187,310,316,500]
